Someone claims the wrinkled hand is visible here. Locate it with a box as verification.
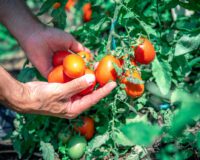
[19,75,116,118]
[22,26,89,78]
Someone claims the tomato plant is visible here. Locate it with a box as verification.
[63,54,86,79]
[74,117,95,140]
[10,0,200,160]
[95,55,121,86]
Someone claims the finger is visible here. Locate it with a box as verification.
[60,33,85,53]
[68,82,117,116]
[62,74,95,97]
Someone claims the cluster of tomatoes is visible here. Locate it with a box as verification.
[53,0,92,22]
[49,37,155,159]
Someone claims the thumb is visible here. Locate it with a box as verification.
[63,74,95,97]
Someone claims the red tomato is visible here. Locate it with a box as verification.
[52,50,71,67]
[79,68,96,95]
[63,54,86,79]
[83,3,92,22]
[48,65,72,83]
[95,55,121,86]
[121,70,144,98]
[77,51,93,63]
[53,2,61,9]
[65,0,77,11]
[133,38,156,64]
[74,117,95,140]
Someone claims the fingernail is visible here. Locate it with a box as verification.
[84,74,95,84]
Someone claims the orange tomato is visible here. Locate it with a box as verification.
[65,0,77,11]
[77,51,93,63]
[63,54,86,79]
[52,50,71,67]
[133,38,156,64]
[83,3,92,22]
[79,68,96,95]
[121,70,144,98]
[53,2,61,9]
[48,65,72,83]
[95,55,121,86]
[74,117,95,140]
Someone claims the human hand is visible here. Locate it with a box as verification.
[12,75,116,118]
[21,26,89,78]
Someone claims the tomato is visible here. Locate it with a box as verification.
[74,117,95,140]
[79,69,96,95]
[53,2,61,9]
[67,135,87,159]
[63,54,86,79]
[121,70,144,98]
[65,0,77,11]
[133,38,156,64]
[58,131,71,144]
[130,58,137,66]
[95,55,121,86]
[52,50,71,67]
[119,54,128,66]
[77,51,93,63]
[48,65,72,83]
[83,3,92,22]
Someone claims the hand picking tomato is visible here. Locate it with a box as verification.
[77,51,93,63]
[79,69,96,95]
[121,70,144,98]
[74,117,95,140]
[48,65,72,83]
[53,2,61,9]
[63,54,86,79]
[83,3,92,22]
[133,38,156,64]
[52,50,71,67]
[67,135,87,159]
[95,55,121,86]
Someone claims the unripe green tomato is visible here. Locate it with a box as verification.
[58,131,71,144]
[67,135,87,159]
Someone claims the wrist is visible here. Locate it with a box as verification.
[0,67,31,113]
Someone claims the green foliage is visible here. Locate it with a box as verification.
[9,0,200,159]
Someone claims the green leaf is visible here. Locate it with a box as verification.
[37,0,57,16]
[40,141,55,160]
[17,67,37,83]
[51,8,67,29]
[120,122,161,146]
[175,33,200,56]
[152,57,172,95]
[86,133,109,153]
[170,89,200,135]
[114,131,133,146]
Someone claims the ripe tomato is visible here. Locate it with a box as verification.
[77,51,93,63]
[53,2,61,9]
[119,54,128,66]
[67,135,87,159]
[121,70,144,98]
[74,117,95,140]
[130,58,137,66]
[63,54,86,79]
[79,69,96,95]
[65,0,77,11]
[83,3,92,22]
[48,65,72,83]
[95,55,121,86]
[133,38,156,64]
[52,50,71,67]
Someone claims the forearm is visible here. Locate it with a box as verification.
[0,0,44,45]
[0,66,27,112]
